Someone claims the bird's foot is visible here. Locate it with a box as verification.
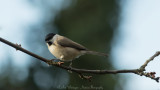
[57,61,64,65]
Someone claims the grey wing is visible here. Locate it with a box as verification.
[57,36,88,50]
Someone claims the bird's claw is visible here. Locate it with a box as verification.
[57,61,64,65]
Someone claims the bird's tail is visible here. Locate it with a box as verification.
[85,50,108,57]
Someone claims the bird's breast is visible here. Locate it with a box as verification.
[48,45,83,61]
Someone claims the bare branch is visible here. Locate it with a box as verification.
[139,51,160,71]
[0,37,159,82]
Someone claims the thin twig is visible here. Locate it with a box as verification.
[0,37,159,82]
[139,51,160,71]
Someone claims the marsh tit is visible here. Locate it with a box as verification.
[45,33,108,62]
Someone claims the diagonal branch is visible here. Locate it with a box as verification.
[0,37,159,82]
[139,51,160,71]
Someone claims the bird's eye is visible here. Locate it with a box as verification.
[48,42,52,46]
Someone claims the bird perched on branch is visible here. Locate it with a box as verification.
[45,33,108,65]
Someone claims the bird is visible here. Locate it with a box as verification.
[45,33,108,65]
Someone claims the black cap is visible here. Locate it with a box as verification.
[45,33,56,41]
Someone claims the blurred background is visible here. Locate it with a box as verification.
[0,0,160,90]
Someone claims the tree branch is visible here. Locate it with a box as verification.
[0,37,159,82]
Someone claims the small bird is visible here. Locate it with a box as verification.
[45,33,108,65]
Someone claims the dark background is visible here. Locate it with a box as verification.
[0,0,123,90]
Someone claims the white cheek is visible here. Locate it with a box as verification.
[48,45,55,52]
